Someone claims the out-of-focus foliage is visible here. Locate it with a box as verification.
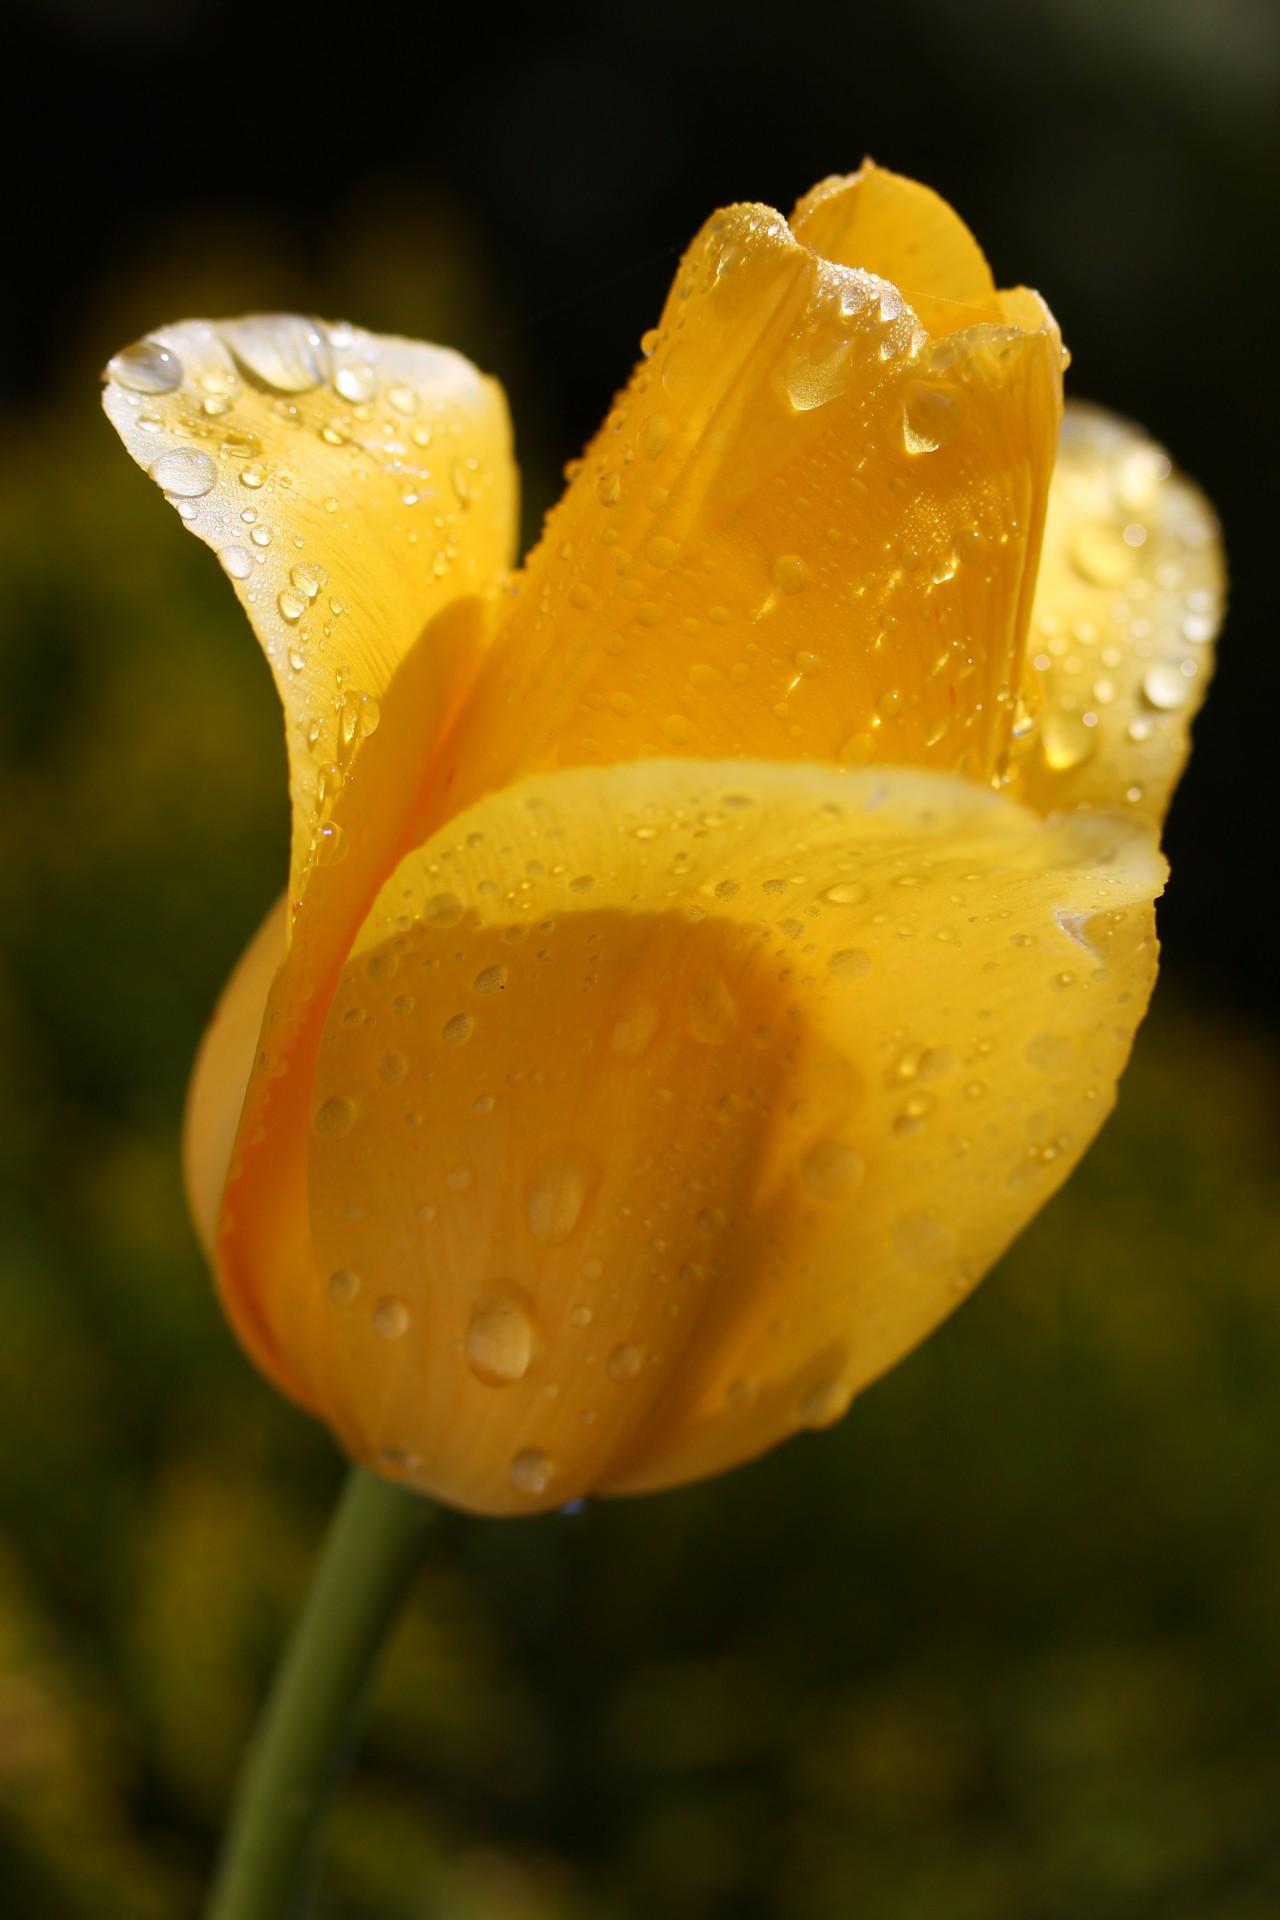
[3,91,1278,1915]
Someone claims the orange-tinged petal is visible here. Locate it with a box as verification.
[102,317,517,919]
[225,757,1162,1515]
[426,196,1061,832]
[1013,402,1224,823]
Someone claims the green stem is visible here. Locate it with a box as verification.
[206,1465,434,1920]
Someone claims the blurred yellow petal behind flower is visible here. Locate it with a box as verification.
[102,164,1222,1515]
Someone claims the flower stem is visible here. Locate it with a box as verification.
[206,1465,434,1920]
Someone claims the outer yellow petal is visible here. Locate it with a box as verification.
[224,757,1162,1516]
[1012,403,1224,823]
[184,895,287,1261]
[424,191,1061,837]
[101,317,517,918]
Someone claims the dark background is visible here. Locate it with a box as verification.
[2,1,1278,1915]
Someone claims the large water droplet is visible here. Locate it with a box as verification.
[783,340,851,412]
[527,1150,594,1245]
[314,1095,355,1137]
[108,339,183,394]
[150,447,217,498]
[220,315,332,393]
[466,1288,535,1387]
[902,382,960,454]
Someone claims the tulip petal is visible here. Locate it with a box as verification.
[102,317,517,916]
[790,163,1006,336]
[433,195,1061,832]
[225,756,1162,1514]
[1013,403,1224,824]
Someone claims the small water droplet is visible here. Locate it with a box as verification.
[1039,711,1096,773]
[1141,662,1191,711]
[150,447,216,498]
[772,554,810,594]
[278,588,308,622]
[606,1343,642,1383]
[314,1095,355,1137]
[442,1013,474,1046]
[509,1448,552,1496]
[334,364,376,403]
[799,1378,852,1428]
[377,1050,407,1085]
[290,562,327,599]
[1069,521,1135,587]
[108,339,183,394]
[219,545,254,579]
[372,1296,410,1340]
[466,1288,535,1387]
[829,948,872,980]
[474,965,507,994]
[892,1213,957,1271]
[527,1150,594,1245]
[802,1140,864,1201]
[687,975,737,1045]
[327,1268,360,1304]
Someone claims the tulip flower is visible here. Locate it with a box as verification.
[103,166,1220,1525]
[104,165,1221,1917]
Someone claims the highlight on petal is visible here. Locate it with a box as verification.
[102,316,518,919]
[217,756,1164,1515]
[1012,403,1224,824]
[432,192,1062,829]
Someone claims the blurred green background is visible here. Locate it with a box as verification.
[3,0,1278,1914]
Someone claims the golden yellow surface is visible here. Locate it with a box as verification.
[102,165,1223,1513]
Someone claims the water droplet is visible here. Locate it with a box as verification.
[697,1206,725,1236]
[726,1377,756,1409]
[772,554,810,594]
[372,1296,410,1340]
[278,588,308,623]
[442,1013,473,1046]
[150,447,216,498]
[1069,521,1135,587]
[829,948,872,980]
[377,1050,407,1085]
[902,382,960,454]
[783,340,851,412]
[290,562,327,599]
[108,339,182,394]
[240,464,265,489]
[606,1343,642,1383]
[509,1448,552,1497]
[422,892,465,928]
[314,1095,355,1137]
[1039,711,1096,773]
[596,470,621,506]
[610,998,660,1059]
[1141,662,1191,711]
[474,965,507,994]
[569,1305,593,1328]
[687,975,737,1045]
[641,412,670,458]
[663,714,694,745]
[802,1140,864,1202]
[334,364,376,403]
[327,1268,360,1304]
[527,1151,594,1244]
[466,1288,535,1387]
[220,315,332,392]
[799,1379,852,1428]
[219,545,254,579]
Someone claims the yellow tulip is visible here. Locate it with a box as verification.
[103,164,1221,1516]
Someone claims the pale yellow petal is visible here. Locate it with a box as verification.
[1012,402,1224,823]
[422,200,1061,841]
[225,756,1162,1514]
[101,317,517,917]
[183,895,287,1260]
